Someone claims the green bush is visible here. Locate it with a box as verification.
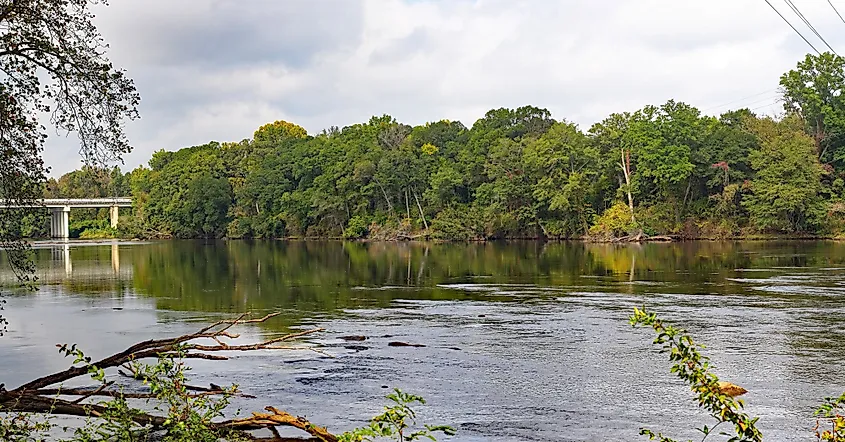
[589,202,637,238]
[636,203,678,236]
[430,205,485,240]
[69,219,111,238]
[344,215,369,239]
[79,227,118,239]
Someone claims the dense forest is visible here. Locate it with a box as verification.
[28,52,845,240]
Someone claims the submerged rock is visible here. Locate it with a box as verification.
[388,341,426,348]
[339,335,367,341]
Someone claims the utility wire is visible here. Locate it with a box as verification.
[782,0,838,54]
[707,95,783,114]
[702,89,777,111]
[738,95,783,108]
[762,0,821,54]
[750,99,783,112]
[828,0,845,26]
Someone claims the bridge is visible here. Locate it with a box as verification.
[2,198,132,239]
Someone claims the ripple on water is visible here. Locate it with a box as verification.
[3,241,845,442]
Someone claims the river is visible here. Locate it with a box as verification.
[1,240,843,441]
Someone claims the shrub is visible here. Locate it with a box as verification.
[589,202,637,238]
[636,202,678,236]
[430,205,485,240]
[78,227,118,239]
[69,219,110,238]
[344,215,370,240]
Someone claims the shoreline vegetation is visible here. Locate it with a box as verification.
[19,52,845,243]
[24,232,845,244]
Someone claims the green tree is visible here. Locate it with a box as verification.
[780,52,845,164]
[0,0,138,330]
[625,101,701,225]
[179,175,232,238]
[253,120,308,144]
[743,115,825,232]
[589,112,636,222]
[524,120,598,236]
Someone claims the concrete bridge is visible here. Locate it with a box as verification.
[2,198,132,239]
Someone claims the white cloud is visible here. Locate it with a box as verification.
[42,0,845,176]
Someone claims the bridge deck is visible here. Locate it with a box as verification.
[1,198,132,208]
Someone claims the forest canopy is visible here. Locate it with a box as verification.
[38,52,845,241]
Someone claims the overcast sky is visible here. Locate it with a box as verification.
[42,0,845,176]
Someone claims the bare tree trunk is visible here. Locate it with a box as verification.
[405,188,411,219]
[620,147,636,224]
[373,177,395,219]
[413,190,429,230]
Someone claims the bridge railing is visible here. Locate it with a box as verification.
[1,198,132,209]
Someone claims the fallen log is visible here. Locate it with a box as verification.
[0,312,337,441]
[602,231,679,243]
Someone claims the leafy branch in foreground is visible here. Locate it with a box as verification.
[340,389,455,442]
[629,307,762,442]
[814,392,845,441]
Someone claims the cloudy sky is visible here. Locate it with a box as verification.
[43,0,845,176]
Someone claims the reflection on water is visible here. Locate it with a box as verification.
[1,240,845,441]
[1,241,132,291]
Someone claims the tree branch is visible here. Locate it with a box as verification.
[0,313,335,440]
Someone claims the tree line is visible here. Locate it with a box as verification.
[35,52,845,240]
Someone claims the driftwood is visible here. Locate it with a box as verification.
[605,231,679,243]
[0,312,338,441]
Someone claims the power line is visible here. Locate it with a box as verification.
[739,95,783,107]
[707,95,784,115]
[828,0,845,26]
[702,89,777,111]
[782,0,838,54]
[762,0,821,55]
[750,100,783,112]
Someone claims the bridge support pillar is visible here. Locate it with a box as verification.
[109,205,119,229]
[50,206,70,239]
[111,242,120,273]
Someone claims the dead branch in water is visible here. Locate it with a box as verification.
[0,312,336,441]
[598,231,679,243]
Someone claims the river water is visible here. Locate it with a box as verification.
[1,240,843,441]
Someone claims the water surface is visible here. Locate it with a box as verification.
[1,240,843,441]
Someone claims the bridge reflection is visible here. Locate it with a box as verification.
[43,242,130,280]
[0,241,134,289]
